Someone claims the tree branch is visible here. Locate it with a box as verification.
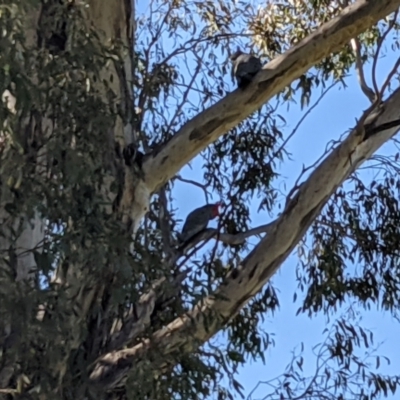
[181,223,274,249]
[100,206,272,359]
[92,0,400,392]
[350,37,376,102]
[142,0,400,194]
[174,175,211,203]
[106,271,188,352]
[88,85,400,390]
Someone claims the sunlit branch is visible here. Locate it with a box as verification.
[89,82,400,391]
[350,38,376,102]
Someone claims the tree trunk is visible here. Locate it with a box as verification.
[0,0,138,396]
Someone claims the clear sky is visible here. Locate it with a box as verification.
[136,1,400,398]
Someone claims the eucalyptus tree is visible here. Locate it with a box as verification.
[1,0,400,399]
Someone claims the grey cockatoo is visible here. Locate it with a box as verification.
[179,203,222,243]
[230,47,262,89]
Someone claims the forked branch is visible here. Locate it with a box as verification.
[89,85,400,391]
[350,37,376,102]
[87,0,400,392]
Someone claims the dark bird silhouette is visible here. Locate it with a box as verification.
[230,47,262,89]
[179,203,222,243]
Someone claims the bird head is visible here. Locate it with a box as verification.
[212,202,223,218]
[229,46,243,62]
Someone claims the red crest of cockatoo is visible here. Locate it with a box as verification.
[179,203,222,243]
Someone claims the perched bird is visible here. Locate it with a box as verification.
[179,203,222,243]
[230,47,262,89]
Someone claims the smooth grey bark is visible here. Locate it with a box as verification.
[89,85,400,390]
[142,0,400,195]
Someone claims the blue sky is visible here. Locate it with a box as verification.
[136,2,400,398]
[225,56,400,398]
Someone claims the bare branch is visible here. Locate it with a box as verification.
[0,389,16,395]
[350,38,376,102]
[181,223,274,249]
[268,82,337,165]
[339,0,377,102]
[372,10,399,95]
[378,55,400,100]
[174,175,211,203]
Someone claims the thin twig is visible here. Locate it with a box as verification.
[165,50,204,134]
[180,222,274,249]
[371,10,399,96]
[268,82,337,165]
[206,203,229,290]
[174,175,211,203]
[379,56,400,99]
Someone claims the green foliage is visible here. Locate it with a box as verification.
[0,1,140,397]
[1,0,400,399]
[248,316,400,400]
[298,170,400,315]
